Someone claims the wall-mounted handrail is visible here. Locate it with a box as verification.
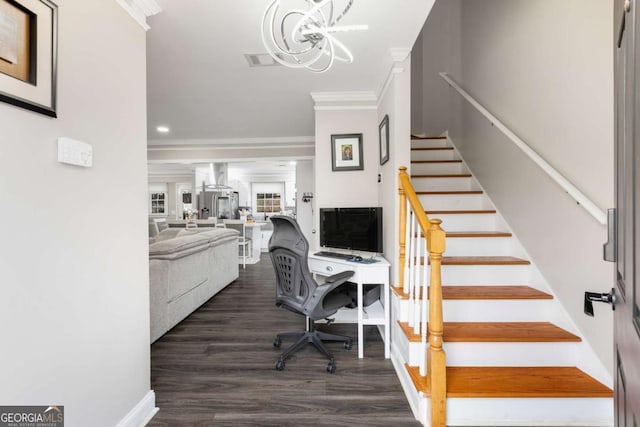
[439,72,607,225]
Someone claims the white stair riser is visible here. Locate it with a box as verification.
[436,342,581,366]
[401,339,581,367]
[410,234,517,256]
[411,162,466,175]
[440,264,532,285]
[441,236,519,256]
[446,397,613,426]
[411,176,476,191]
[411,139,450,148]
[419,193,492,210]
[394,321,429,366]
[428,213,502,231]
[411,149,457,161]
[395,298,554,323]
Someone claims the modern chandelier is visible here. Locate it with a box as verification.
[261,0,368,73]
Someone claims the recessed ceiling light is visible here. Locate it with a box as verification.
[157,125,170,133]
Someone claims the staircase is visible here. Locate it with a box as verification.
[390,136,613,426]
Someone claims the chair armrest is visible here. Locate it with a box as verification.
[315,270,355,296]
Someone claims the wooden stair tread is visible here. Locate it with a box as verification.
[411,174,472,178]
[411,135,447,140]
[406,365,612,398]
[442,285,552,300]
[411,160,462,164]
[415,231,512,238]
[398,321,580,343]
[426,209,496,214]
[391,285,553,300]
[421,256,530,265]
[447,231,512,238]
[416,190,483,195]
[411,147,454,151]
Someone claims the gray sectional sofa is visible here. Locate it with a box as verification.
[149,228,239,342]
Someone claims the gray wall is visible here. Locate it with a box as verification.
[0,1,152,425]
[419,0,614,372]
[411,0,461,136]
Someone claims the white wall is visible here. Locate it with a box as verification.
[442,0,614,372]
[378,57,413,282]
[314,109,380,249]
[148,176,194,219]
[0,1,152,426]
[251,182,286,216]
[295,160,315,244]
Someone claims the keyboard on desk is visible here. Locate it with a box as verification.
[313,251,353,260]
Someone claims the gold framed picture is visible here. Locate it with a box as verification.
[0,0,57,117]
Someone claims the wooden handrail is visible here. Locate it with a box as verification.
[427,219,446,427]
[398,166,447,427]
[398,166,432,240]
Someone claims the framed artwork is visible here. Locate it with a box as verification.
[379,114,389,165]
[331,133,363,171]
[0,0,57,117]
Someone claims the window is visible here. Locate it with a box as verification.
[150,192,166,214]
[256,192,281,213]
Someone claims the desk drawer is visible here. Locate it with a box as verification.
[309,258,352,276]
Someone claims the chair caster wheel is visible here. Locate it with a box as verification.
[275,359,285,371]
[344,340,352,350]
[326,360,336,374]
[273,337,282,348]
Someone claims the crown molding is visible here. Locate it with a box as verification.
[310,91,377,110]
[116,0,161,31]
[389,47,411,63]
[147,135,315,148]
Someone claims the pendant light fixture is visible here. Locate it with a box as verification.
[261,0,367,73]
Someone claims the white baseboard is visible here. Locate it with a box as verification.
[390,343,423,425]
[116,390,159,427]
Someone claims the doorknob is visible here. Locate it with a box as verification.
[584,289,616,317]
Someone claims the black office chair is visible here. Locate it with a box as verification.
[269,215,354,373]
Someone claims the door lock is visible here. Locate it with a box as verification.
[584,289,616,317]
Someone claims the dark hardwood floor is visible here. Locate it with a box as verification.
[149,257,420,426]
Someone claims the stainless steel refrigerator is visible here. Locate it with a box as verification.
[198,190,239,219]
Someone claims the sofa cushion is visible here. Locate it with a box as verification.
[154,228,184,242]
[149,228,238,260]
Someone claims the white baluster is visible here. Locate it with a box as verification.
[419,237,429,376]
[407,210,415,328]
[412,216,421,335]
[404,199,411,294]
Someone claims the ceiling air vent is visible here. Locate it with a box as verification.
[244,53,283,68]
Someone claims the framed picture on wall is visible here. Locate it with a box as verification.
[379,114,389,165]
[0,0,58,117]
[331,133,363,171]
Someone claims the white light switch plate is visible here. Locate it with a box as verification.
[57,137,93,167]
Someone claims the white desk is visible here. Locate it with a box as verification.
[308,254,390,359]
